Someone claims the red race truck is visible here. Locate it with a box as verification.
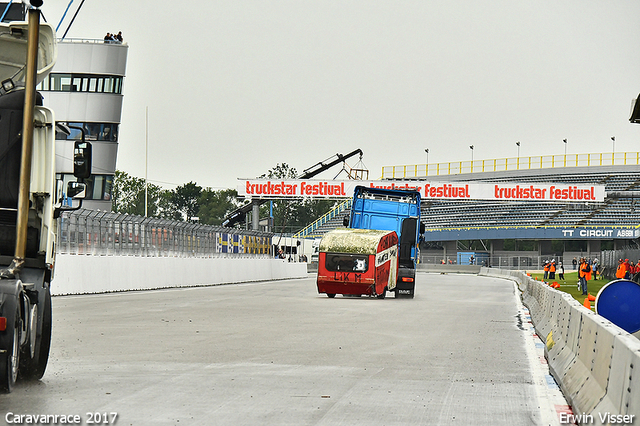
[317,228,398,298]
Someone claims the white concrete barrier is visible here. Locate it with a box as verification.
[418,264,481,274]
[484,269,640,425]
[52,255,309,295]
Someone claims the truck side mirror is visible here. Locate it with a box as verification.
[420,222,425,234]
[67,181,86,199]
[343,216,349,227]
[73,141,92,179]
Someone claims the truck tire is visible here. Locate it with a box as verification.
[327,293,336,298]
[0,304,20,393]
[377,286,387,299]
[20,288,51,380]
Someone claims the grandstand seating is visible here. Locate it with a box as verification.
[297,165,640,237]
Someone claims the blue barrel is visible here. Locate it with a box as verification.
[595,279,640,334]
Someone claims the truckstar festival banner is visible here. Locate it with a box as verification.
[238,179,606,203]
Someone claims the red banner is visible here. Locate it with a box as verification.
[238,179,606,203]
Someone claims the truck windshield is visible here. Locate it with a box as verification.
[325,254,369,273]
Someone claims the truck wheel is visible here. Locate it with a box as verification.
[377,287,387,299]
[21,288,51,380]
[0,305,20,393]
[327,293,336,298]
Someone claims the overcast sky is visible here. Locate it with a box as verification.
[41,1,640,190]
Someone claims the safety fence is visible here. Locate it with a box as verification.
[58,209,273,257]
[382,151,640,179]
[420,254,600,271]
[421,254,540,269]
[601,248,640,278]
[482,268,640,421]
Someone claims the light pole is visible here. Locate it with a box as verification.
[469,145,474,171]
[145,106,148,217]
[611,136,615,152]
[563,139,567,156]
[424,149,429,175]
[516,141,520,158]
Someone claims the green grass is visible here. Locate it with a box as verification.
[528,271,611,311]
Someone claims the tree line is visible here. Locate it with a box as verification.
[111,164,338,233]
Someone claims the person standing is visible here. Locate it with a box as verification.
[579,258,591,296]
[558,262,565,281]
[543,261,549,280]
[572,257,577,270]
[592,258,599,280]
[616,259,627,279]
[624,259,632,280]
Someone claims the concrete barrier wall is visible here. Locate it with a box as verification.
[480,267,640,425]
[52,254,309,295]
[418,264,481,274]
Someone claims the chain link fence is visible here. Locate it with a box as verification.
[420,254,541,269]
[58,209,273,258]
[600,248,640,280]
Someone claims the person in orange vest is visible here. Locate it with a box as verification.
[549,260,556,280]
[543,261,550,280]
[578,258,585,292]
[616,259,627,279]
[579,257,592,295]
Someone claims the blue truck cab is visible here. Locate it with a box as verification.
[346,186,424,298]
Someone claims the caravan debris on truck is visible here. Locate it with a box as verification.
[316,228,398,298]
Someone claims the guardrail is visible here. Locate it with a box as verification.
[382,152,640,179]
[58,38,128,45]
[482,268,640,422]
[58,209,273,257]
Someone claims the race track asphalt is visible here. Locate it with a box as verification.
[2,272,556,425]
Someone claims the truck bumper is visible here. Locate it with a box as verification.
[317,277,378,297]
[395,267,415,298]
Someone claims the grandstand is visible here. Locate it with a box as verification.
[294,152,640,270]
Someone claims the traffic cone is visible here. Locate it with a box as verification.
[583,298,591,310]
[588,293,596,301]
